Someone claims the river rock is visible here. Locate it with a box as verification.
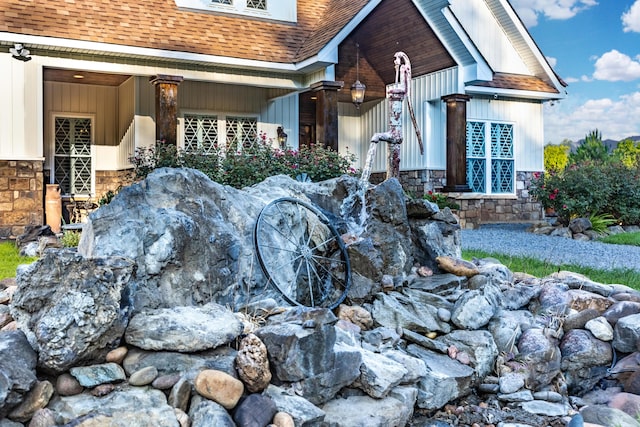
[272,411,295,427]
[613,314,640,353]
[47,386,178,426]
[168,377,191,412]
[488,309,534,353]
[124,303,243,352]
[451,290,496,330]
[235,333,271,393]
[105,346,128,364]
[603,301,640,326]
[129,366,159,386]
[517,328,561,390]
[188,395,235,427]
[336,304,373,330]
[263,385,325,426]
[322,393,414,427]
[7,380,53,423]
[69,363,126,388]
[152,373,180,390]
[10,250,135,373]
[436,330,498,379]
[585,316,613,341]
[56,373,83,396]
[609,392,640,418]
[580,405,640,427]
[194,369,244,409]
[436,256,479,277]
[233,394,278,427]
[0,331,37,418]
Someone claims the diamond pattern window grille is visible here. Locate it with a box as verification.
[491,160,514,193]
[466,121,485,158]
[246,0,266,9]
[491,123,513,158]
[54,117,92,195]
[184,115,218,154]
[467,159,486,193]
[466,120,514,194]
[226,117,258,151]
[212,0,232,4]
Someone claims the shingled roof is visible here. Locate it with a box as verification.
[467,72,560,94]
[0,0,369,64]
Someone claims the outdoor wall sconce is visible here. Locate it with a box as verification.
[277,126,288,148]
[10,43,31,62]
[350,43,366,109]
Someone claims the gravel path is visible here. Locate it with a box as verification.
[460,223,640,273]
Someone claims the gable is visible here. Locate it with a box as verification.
[335,0,456,103]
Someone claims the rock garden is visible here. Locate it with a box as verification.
[2,168,640,427]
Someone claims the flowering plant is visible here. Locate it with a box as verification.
[530,172,559,210]
[423,191,460,210]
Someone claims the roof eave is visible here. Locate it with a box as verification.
[465,84,566,101]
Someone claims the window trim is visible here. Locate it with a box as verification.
[175,0,294,23]
[466,119,515,195]
[49,112,96,197]
[178,110,260,153]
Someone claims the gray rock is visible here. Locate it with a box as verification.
[569,218,592,234]
[7,379,53,423]
[585,316,613,341]
[370,292,451,334]
[189,395,235,427]
[129,366,159,386]
[383,350,427,384]
[321,393,413,427]
[407,273,464,294]
[603,301,640,326]
[47,385,179,426]
[517,328,561,391]
[560,329,612,395]
[361,327,401,353]
[498,390,533,402]
[551,271,614,297]
[563,309,600,332]
[168,377,191,412]
[0,331,37,418]
[614,313,640,353]
[263,385,325,426]
[353,348,407,398]
[581,405,640,427]
[499,372,526,394]
[520,400,568,416]
[501,283,541,310]
[233,394,277,427]
[124,303,243,352]
[69,363,126,388]
[122,346,237,379]
[488,309,534,353]
[10,250,134,373]
[533,390,563,402]
[550,226,572,238]
[410,214,462,271]
[436,330,498,380]
[451,290,495,330]
[406,344,474,410]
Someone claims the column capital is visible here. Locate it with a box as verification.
[149,75,184,86]
[441,93,472,103]
[311,80,344,92]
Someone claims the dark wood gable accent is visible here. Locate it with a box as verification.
[335,0,456,104]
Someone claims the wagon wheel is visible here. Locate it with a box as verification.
[254,197,351,309]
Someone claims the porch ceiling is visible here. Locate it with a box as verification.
[43,68,131,86]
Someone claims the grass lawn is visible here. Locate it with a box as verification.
[463,249,640,290]
[599,231,640,247]
[0,241,37,281]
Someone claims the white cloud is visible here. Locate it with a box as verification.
[544,92,640,143]
[546,56,558,68]
[593,50,640,82]
[622,0,640,33]
[511,0,598,27]
[564,76,580,83]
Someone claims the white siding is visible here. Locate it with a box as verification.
[262,92,298,148]
[342,67,458,173]
[467,98,544,171]
[0,54,42,160]
[449,0,529,74]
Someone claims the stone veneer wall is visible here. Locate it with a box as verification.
[94,169,135,202]
[370,169,543,229]
[0,160,44,239]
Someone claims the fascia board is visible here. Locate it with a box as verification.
[466,85,566,101]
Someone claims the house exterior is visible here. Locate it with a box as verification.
[0,0,566,237]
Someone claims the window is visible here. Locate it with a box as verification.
[212,0,232,4]
[54,117,93,195]
[466,121,514,194]
[246,0,266,9]
[182,114,257,153]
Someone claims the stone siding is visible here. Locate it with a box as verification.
[371,169,543,229]
[95,170,135,203]
[0,160,45,239]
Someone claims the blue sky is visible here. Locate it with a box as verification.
[510,0,640,143]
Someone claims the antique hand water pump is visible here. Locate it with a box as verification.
[370,52,423,179]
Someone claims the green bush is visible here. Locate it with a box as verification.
[531,162,640,225]
[423,191,460,210]
[130,142,359,188]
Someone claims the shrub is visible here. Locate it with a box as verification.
[61,231,81,247]
[130,141,359,188]
[423,191,460,210]
[568,129,609,165]
[544,143,570,173]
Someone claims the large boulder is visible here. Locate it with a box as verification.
[10,250,135,373]
[0,331,37,418]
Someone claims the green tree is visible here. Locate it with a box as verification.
[544,143,570,173]
[612,138,640,167]
[569,129,609,165]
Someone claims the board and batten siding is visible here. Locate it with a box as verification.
[342,67,458,173]
[0,54,42,160]
[466,98,545,172]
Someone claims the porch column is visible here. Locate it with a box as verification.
[441,94,472,192]
[149,75,184,146]
[311,80,343,151]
